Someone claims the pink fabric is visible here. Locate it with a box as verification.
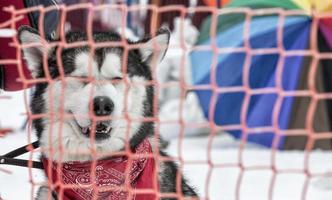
[320,18,332,49]
[42,139,157,200]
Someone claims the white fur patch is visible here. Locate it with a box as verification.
[35,186,56,200]
[139,32,169,64]
[72,52,99,77]
[19,30,50,78]
[100,53,122,79]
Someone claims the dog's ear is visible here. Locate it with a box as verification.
[18,25,50,78]
[136,27,170,66]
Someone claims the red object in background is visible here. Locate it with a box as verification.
[0,129,12,137]
[203,0,231,7]
[0,0,32,91]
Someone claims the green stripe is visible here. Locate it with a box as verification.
[227,0,300,10]
[197,0,302,44]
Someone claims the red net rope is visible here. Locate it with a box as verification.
[1,3,332,200]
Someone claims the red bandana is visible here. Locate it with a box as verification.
[42,139,157,200]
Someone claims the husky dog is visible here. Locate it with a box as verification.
[18,26,197,200]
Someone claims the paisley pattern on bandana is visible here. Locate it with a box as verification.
[42,139,156,200]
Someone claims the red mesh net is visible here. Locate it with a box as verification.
[1,3,332,200]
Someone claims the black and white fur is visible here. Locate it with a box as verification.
[18,26,197,200]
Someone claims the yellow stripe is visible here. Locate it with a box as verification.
[291,0,332,13]
[292,0,311,11]
[314,0,332,12]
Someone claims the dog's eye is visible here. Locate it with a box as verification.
[66,76,90,86]
[111,77,123,84]
[112,77,123,81]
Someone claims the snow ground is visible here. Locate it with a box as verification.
[1,91,332,200]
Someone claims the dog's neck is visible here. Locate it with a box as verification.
[41,139,157,200]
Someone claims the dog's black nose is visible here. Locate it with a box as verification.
[93,96,114,116]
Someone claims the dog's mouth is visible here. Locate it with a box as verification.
[74,120,113,141]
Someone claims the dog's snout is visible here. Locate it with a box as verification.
[93,96,114,116]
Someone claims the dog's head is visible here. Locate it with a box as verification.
[18,26,169,161]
